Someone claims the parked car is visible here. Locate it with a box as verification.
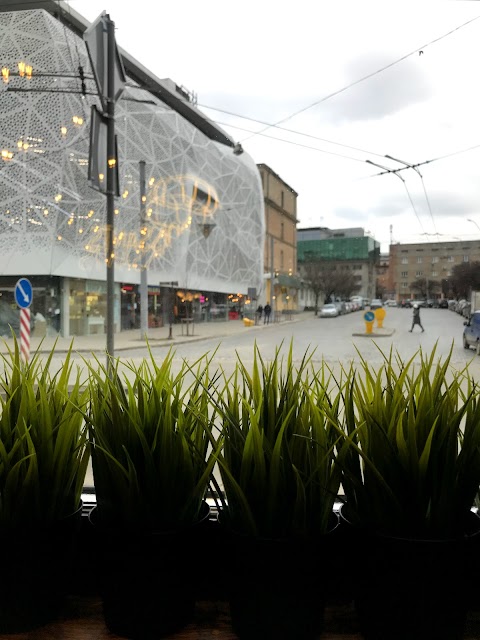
[384,299,397,307]
[438,299,448,309]
[370,299,383,310]
[463,311,480,354]
[320,303,339,318]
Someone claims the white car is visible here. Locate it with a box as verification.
[320,304,339,318]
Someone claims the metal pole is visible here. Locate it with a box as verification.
[105,15,116,365]
[270,233,274,318]
[139,160,148,340]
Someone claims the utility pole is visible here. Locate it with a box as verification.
[139,160,148,340]
[105,15,116,363]
[84,12,126,367]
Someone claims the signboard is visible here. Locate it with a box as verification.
[364,311,374,323]
[83,12,126,112]
[14,278,33,309]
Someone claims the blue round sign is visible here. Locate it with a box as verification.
[364,311,375,322]
[14,278,33,309]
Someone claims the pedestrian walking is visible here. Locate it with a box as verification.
[256,304,263,324]
[263,302,272,324]
[409,303,424,332]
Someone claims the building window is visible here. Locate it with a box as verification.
[401,257,408,264]
[401,250,408,253]
[432,271,438,277]
[281,191,284,208]
[448,256,455,262]
[401,282,408,289]
[281,222,284,241]
[416,271,423,277]
[417,257,422,263]
[464,255,470,262]
[401,271,408,278]
[432,256,439,263]
[280,250,284,270]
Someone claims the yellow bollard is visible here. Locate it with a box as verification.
[364,311,375,333]
[374,307,386,328]
[365,320,374,334]
[243,317,254,327]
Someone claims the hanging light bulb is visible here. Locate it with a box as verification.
[1,67,9,83]
[18,62,25,77]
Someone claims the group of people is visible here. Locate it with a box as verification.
[256,302,272,324]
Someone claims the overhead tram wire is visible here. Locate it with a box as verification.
[366,160,429,239]
[385,155,439,240]
[198,104,387,159]
[214,121,367,163]
[238,14,480,143]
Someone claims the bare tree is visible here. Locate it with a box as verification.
[300,259,360,314]
[449,262,480,299]
[410,277,441,299]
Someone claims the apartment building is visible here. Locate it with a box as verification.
[388,240,480,301]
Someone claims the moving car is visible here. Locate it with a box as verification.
[320,303,339,318]
[463,311,480,354]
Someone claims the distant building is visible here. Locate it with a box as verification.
[257,164,300,312]
[389,239,480,301]
[297,227,380,305]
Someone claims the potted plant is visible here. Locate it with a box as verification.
[336,344,480,640]
[85,349,219,639]
[211,344,342,640]
[0,338,90,632]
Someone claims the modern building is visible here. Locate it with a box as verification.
[0,1,264,336]
[388,239,480,302]
[257,164,300,313]
[297,227,380,306]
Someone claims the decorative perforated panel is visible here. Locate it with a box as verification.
[0,9,265,295]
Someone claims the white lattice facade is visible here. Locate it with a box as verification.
[0,9,264,316]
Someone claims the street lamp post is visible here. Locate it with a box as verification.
[467,218,480,233]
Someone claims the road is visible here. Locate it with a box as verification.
[116,306,478,375]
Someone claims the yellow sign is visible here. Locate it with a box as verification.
[365,320,374,334]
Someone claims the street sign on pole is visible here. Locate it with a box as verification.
[83,12,126,112]
[84,13,124,366]
[15,277,32,309]
[15,278,32,363]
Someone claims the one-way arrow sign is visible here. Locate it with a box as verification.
[15,278,33,309]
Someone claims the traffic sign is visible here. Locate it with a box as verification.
[14,278,33,309]
[364,311,374,322]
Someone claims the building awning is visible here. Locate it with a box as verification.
[276,275,301,288]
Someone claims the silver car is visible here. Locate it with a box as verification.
[320,304,339,318]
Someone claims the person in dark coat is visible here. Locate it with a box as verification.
[263,302,272,324]
[409,303,424,332]
[256,305,263,323]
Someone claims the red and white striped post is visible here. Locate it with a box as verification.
[20,307,31,364]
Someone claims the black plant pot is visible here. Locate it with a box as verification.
[340,507,480,640]
[0,503,83,633]
[224,515,339,640]
[90,502,210,640]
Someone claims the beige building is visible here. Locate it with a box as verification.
[389,240,480,301]
[257,164,300,312]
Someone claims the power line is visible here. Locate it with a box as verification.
[199,103,387,159]
[214,121,367,162]
[240,14,480,143]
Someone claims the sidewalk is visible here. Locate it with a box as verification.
[3,312,314,355]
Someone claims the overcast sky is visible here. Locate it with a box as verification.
[69,0,480,253]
